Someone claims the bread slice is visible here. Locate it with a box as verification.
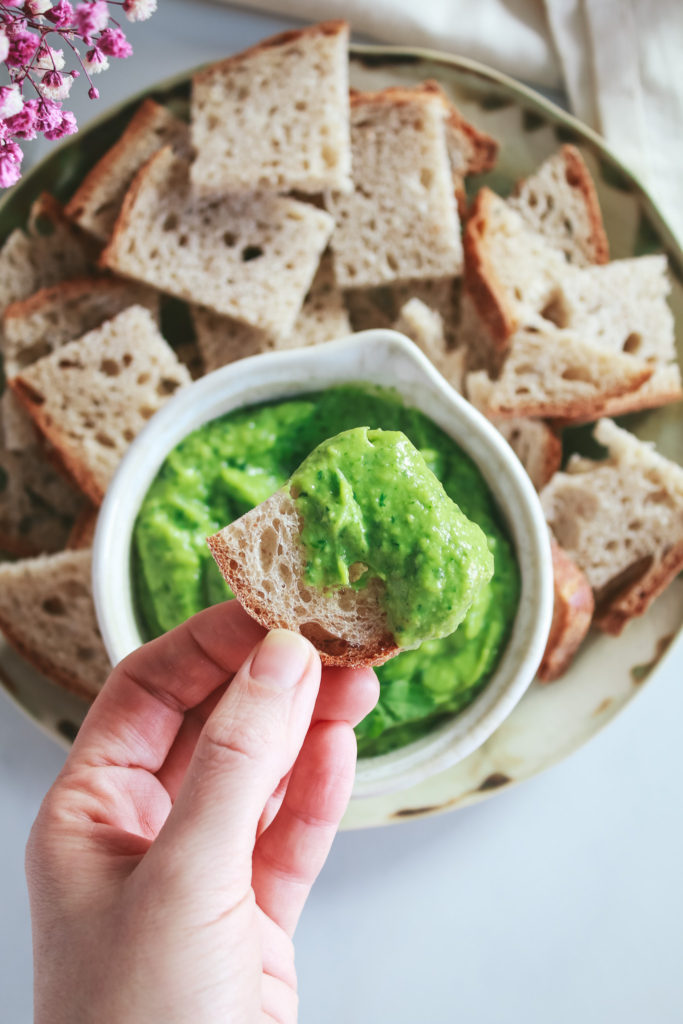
[495,417,563,491]
[0,444,85,557]
[0,548,110,699]
[9,305,191,505]
[393,297,465,392]
[540,418,683,635]
[100,147,334,340]
[190,21,351,195]
[537,538,594,682]
[65,99,188,243]
[465,325,652,420]
[193,253,351,372]
[0,194,93,316]
[207,489,399,667]
[508,146,609,266]
[325,87,463,288]
[2,276,160,450]
[463,187,568,351]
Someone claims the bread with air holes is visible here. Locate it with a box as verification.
[207,489,399,668]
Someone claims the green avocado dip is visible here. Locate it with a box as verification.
[289,426,493,649]
[133,385,520,757]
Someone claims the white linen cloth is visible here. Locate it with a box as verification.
[230,0,683,248]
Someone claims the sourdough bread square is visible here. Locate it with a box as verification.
[101,148,334,340]
[190,21,351,195]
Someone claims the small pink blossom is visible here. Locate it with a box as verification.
[35,45,66,72]
[43,108,77,140]
[0,147,23,189]
[6,29,40,68]
[4,99,40,139]
[74,1,110,40]
[88,84,99,100]
[39,70,74,101]
[46,1,76,26]
[84,46,109,73]
[33,97,64,133]
[98,26,132,58]
[123,0,157,22]
[0,85,24,120]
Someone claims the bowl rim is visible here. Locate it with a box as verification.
[93,329,553,798]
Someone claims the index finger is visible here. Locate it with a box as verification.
[68,600,265,775]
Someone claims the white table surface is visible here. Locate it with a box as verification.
[2,3,682,1022]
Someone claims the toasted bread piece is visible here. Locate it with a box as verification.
[2,276,160,450]
[101,148,334,340]
[10,306,191,505]
[465,326,652,420]
[208,489,399,667]
[0,194,93,316]
[496,418,563,491]
[537,538,594,681]
[0,444,85,557]
[65,99,188,242]
[393,297,465,392]
[415,80,498,177]
[0,548,110,699]
[191,21,351,195]
[325,87,463,288]
[508,146,609,266]
[540,419,683,635]
[193,253,351,372]
[66,505,98,550]
[463,187,568,351]
[551,365,683,426]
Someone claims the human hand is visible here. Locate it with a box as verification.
[26,602,379,1024]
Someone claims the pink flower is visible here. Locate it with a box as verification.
[84,46,109,73]
[33,98,64,133]
[46,1,76,27]
[40,70,74,101]
[5,100,39,140]
[6,29,40,68]
[0,86,24,120]
[98,26,132,58]
[43,108,78,140]
[0,146,23,189]
[88,84,100,100]
[123,0,157,22]
[74,1,109,40]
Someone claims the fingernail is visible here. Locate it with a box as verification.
[251,630,312,689]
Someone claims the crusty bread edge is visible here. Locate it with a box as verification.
[98,145,171,277]
[463,188,518,350]
[559,145,609,265]
[537,538,594,681]
[593,539,683,636]
[8,377,105,506]
[193,20,349,90]
[0,607,104,700]
[206,530,399,668]
[64,99,179,234]
[550,381,683,428]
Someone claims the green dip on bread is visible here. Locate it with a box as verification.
[133,385,520,756]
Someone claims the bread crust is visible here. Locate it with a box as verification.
[65,99,185,239]
[538,539,594,681]
[0,609,101,700]
[193,20,349,89]
[558,145,609,265]
[207,531,399,669]
[99,146,168,277]
[463,188,517,350]
[594,539,683,635]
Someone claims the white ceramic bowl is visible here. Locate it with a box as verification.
[93,330,553,798]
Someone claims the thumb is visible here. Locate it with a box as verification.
[144,629,321,903]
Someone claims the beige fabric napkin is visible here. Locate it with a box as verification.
[231,0,683,248]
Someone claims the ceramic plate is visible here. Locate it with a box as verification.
[1,45,681,829]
